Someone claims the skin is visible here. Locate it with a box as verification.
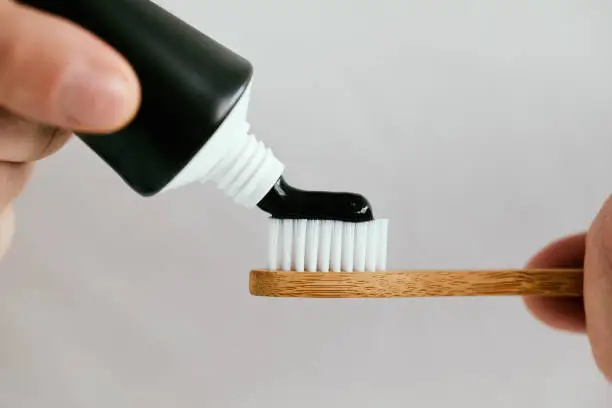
[0,0,140,257]
[524,197,612,381]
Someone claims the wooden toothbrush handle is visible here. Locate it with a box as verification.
[249,269,583,298]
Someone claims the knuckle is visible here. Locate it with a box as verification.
[0,109,70,162]
[36,125,71,159]
[0,107,26,133]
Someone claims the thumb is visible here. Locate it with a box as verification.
[584,195,612,381]
[0,2,140,131]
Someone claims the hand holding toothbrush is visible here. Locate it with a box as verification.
[525,195,612,382]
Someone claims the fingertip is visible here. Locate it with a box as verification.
[525,233,586,269]
[57,60,141,133]
[92,52,142,132]
[523,233,587,333]
[111,65,141,131]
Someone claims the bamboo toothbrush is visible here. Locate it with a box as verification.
[255,208,582,298]
[254,219,582,298]
[249,268,584,298]
[255,196,583,298]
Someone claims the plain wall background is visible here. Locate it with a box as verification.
[0,0,611,406]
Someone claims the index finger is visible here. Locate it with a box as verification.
[0,1,140,131]
[523,233,587,333]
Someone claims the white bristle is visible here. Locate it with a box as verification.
[341,223,355,272]
[267,218,389,273]
[353,222,369,272]
[365,220,378,272]
[331,221,344,272]
[281,219,294,271]
[267,218,281,270]
[318,221,333,272]
[304,220,320,272]
[293,219,307,272]
[377,219,389,271]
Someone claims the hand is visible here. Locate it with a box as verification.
[524,196,612,381]
[0,1,140,258]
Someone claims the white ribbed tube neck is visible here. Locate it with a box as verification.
[161,81,285,208]
[209,125,284,208]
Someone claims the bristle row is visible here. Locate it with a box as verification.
[267,219,389,272]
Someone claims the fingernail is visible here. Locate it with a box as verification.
[58,63,132,129]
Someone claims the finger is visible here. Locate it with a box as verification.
[584,196,612,380]
[0,1,141,132]
[0,108,72,162]
[523,233,586,333]
[0,161,33,211]
[0,204,15,261]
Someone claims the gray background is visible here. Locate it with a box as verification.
[1,0,611,406]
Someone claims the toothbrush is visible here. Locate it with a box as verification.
[254,180,580,298]
[249,268,583,298]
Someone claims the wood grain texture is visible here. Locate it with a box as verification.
[249,269,583,298]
